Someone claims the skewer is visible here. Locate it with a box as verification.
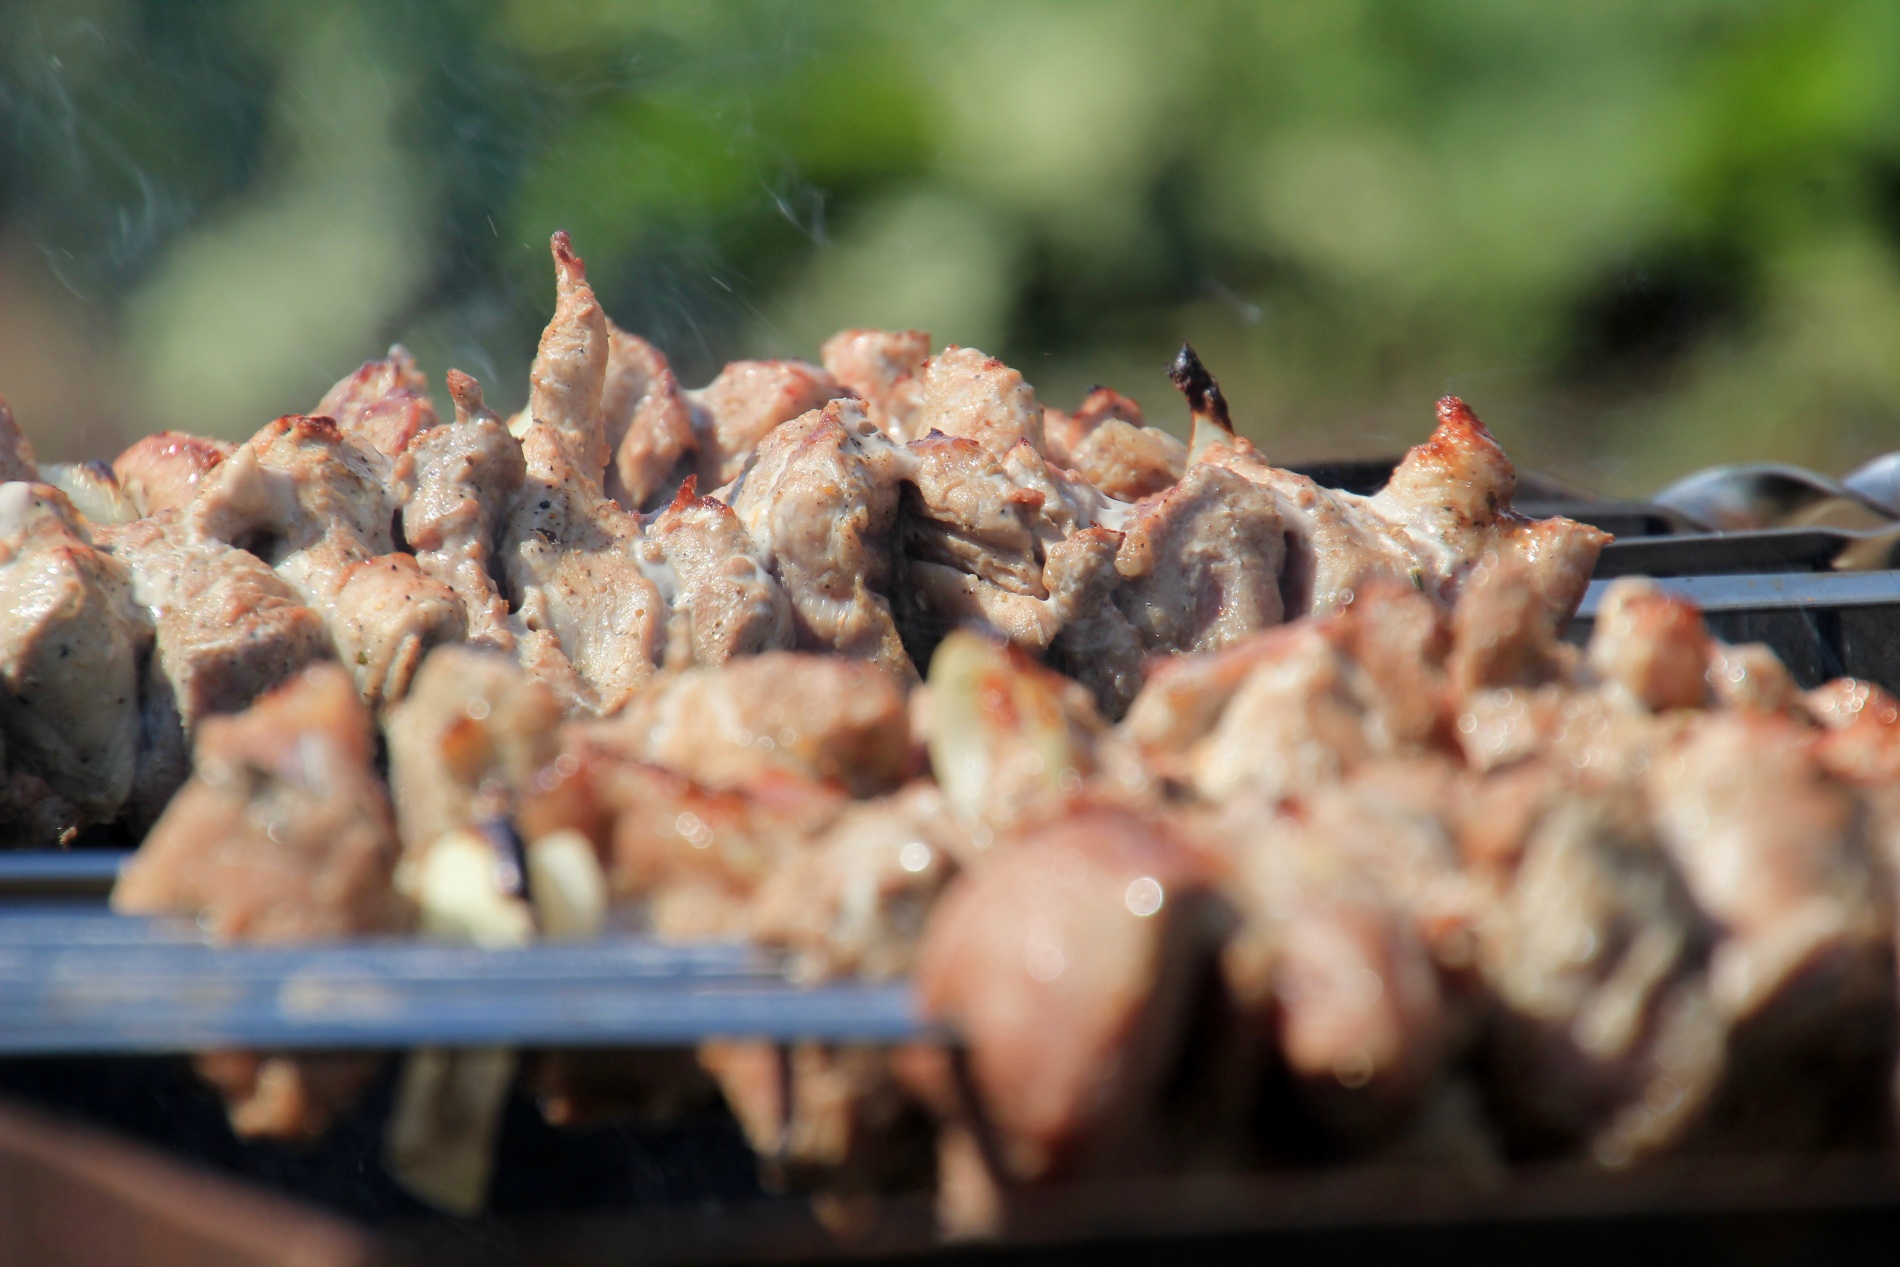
[0,913,930,1052]
[1575,569,1900,620]
[0,851,127,899]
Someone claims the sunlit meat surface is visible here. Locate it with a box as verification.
[0,483,141,824]
[499,236,665,714]
[190,413,463,707]
[397,371,526,650]
[98,509,331,824]
[112,431,232,517]
[314,344,440,459]
[727,398,913,675]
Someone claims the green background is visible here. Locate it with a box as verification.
[4,0,1900,494]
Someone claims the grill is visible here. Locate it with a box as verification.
[5,457,1900,1264]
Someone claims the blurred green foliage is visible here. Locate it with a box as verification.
[4,0,1900,491]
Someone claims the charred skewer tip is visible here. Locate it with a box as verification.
[1168,343,1234,435]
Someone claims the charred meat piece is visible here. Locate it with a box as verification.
[0,483,142,822]
[315,344,439,458]
[112,431,232,517]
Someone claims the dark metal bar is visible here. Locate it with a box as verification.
[0,851,127,899]
[1576,571,1900,620]
[0,913,930,1053]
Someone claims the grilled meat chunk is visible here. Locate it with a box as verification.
[1215,791,1453,1145]
[690,359,846,488]
[750,782,968,983]
[604,326,696,510]
[384,645,562,852]
[113,431,232,517]
[1473,785,1722,1161]
[398,371,526,650]
[315,344,439,458]
[501,237,665,714]
[0,483,141,822]
[0,396,38,484]
[98,510,331,825]
[727,399,912,676]
[114,663,407,1140]
[191,413,462,707]
[914,345,1046,459]
[608,650,913,796]
[114,661,407,938]
[819,328,930,442]
[1044,388,1185,500]
[1647,711,1897,1147]
[913,807,1227,1187]
[644,477,793,666]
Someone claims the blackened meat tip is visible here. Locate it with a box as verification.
[1168,343,1233,433]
